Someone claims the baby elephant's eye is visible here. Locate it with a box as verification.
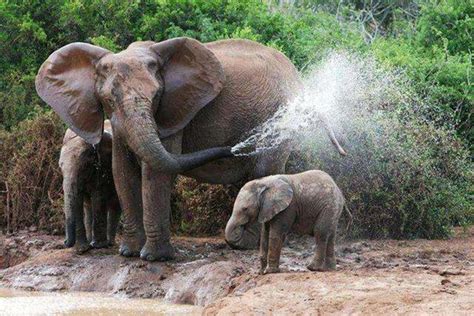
[147,60,158,69]
[99,64,110,72]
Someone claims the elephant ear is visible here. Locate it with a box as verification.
[258,179,294,223]
[151,37,225,137]
[35,43,111,145]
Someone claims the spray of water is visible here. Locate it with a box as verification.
[231,51,409,157]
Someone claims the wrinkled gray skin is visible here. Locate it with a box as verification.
[226,170,351,274]
[37,38,346,261]
[59,120,121,253]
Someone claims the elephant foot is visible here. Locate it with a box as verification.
[91,239,109,249]
[263,266,280,274]
[119,235,144,257]
[140,242,175,262]
[74,242,91,254]
[324,261,336,271]
[64,238,75,248]
[307,262,332,272]
[119,243,141,257]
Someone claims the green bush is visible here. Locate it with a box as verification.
[294,116,472,239]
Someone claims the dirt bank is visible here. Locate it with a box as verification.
[1,228,473,314]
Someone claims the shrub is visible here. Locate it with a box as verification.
[285,53,473,239]
[294,118,473,239]
[171,177,235,236]
[0,111,65,233]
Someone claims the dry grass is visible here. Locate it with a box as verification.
[171,177,236,236]
[0,111,65,233]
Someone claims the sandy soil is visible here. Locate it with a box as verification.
[1,228,473,314]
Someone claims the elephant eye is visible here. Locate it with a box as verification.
[99,64,110,73]
[146,60,158,69]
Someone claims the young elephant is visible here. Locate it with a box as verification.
[225,170,351,274]
[59,120,121,253]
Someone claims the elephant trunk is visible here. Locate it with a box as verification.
[122,101,233,173]
[225,217,260,250]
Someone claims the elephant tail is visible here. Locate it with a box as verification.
[342,204,353,239]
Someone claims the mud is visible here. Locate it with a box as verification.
[1,228,473,314]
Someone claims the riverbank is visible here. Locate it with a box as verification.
[1,228,473,314]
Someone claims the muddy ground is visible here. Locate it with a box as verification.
[0,227,473,315]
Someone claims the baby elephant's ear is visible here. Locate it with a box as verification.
[258,179,294,223]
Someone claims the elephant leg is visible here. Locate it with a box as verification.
[83,197,93,243]
[307,228,329,272]
[74,197,91,254]
[107,196,121,246]
[325,231,337,271]
[63,182,77,248]
[63,175,90,253]
[140,164,176,261]
[264,224,285,274]
[139,132,181,261]
[113,137,144,257]
[91,189,108,249]
[259,223,270,274]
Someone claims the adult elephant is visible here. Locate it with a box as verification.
[36,37,346,261]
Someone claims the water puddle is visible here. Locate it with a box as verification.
[0,288,202,315]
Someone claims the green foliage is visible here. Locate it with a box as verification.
[293,112,472,239]
[372,38,472,143]
[416,0,473,56]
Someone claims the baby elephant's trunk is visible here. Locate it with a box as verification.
[225,220,260,250]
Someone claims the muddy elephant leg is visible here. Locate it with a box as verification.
[264,224,286,274]
[140,164,176,261]
[324,231,337,271]
[90,189,108,249]
[107,197,121,246]
[307,228,329,271]
[83,198,93,243]
[113,136,144,257]
[259,222,270,274]
[63,176,90,253]
[74,196,90,254]
[63,180,78,248]
[139,133,181,261]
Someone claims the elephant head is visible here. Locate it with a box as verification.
[225,177,294,249]
[36,38,232,173]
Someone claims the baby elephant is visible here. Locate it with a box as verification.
[59,120,121,253]
[225,170,351,274]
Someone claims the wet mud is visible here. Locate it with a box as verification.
[1,228,473,314]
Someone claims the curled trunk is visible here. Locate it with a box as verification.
[225,219,260,250]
